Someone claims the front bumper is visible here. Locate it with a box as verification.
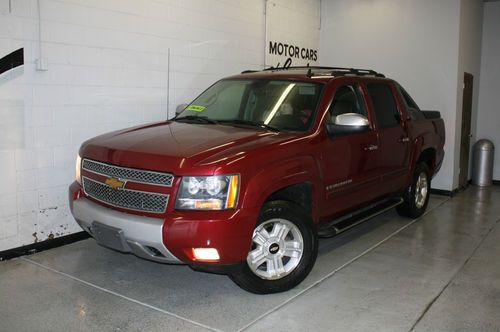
[73,198,182,264]
[69,181,259,265]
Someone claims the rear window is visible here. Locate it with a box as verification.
[396,84,425,120]
[398,85,420,110]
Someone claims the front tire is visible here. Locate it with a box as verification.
[397,162,431,218]
[230,200,318,294]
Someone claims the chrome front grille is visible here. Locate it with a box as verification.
[82,159,173,186]
[82,177,169,213]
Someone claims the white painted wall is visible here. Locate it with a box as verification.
[319,0,463,191]
[0,0,320,251]
[454,0,483,185]
[477,1,500,181]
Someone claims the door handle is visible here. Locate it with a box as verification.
[398,137,410,143]
[364,144,379,151]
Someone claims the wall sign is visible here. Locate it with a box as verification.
[265,1,320,67]
[0,47,24,150]
[268,41,318,64]
[0,48,23,76]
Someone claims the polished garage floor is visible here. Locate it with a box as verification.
[1,186,499,332]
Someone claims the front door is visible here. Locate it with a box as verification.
[321,83,382,220]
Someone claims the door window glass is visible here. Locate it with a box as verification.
[367,83,400,128]
[328,85,367,124]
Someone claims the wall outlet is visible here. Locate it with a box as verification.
[35,58,48,71]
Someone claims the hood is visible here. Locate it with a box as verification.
[80,121,295,175]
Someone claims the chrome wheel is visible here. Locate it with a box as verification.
[415,172,428,209]
[247,218,304,280]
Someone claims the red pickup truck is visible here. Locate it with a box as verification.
[69,67,445,294]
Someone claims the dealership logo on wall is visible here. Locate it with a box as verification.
[0,48,24,77]
[0,47,25,150]
[268,41,318,62]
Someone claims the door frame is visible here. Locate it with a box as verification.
[459,72,473,189]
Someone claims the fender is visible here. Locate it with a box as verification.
[241,154,322,223]
[407,130,438,188]
[406,135,424,188]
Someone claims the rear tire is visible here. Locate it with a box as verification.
[397,162,430,218]
[230,200,318,294]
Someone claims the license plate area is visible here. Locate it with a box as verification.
[91,221,129,252]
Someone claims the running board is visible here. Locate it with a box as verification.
[318,198,404,238]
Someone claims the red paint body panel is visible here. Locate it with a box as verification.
[69,69,445,266]
[162,207,260,263]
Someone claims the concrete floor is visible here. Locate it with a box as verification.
[1,186,499,332]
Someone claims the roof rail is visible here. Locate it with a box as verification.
[254,66,385,78]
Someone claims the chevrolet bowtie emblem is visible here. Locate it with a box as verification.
[105,177,125,190]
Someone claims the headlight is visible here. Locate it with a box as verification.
[75,154,82,184]
[175,175,239,210]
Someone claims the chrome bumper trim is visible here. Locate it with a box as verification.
[72,198,182,264]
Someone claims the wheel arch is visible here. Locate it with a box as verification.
[417,148,437,176]
[241,155,321,223]
[266,183,313,219]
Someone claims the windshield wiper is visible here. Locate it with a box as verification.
[174,115,218,124]
[218,119,280,132]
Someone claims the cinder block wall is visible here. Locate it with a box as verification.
[0,0,320,251]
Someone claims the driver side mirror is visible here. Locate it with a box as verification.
[326,113,369,136]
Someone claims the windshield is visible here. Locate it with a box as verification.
[176,79,324,132]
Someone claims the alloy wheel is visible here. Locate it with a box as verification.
[415,172,428,209]
[247,218,304,280]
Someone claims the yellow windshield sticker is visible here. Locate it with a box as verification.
[186,105,206,112]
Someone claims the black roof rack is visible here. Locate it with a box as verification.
[240,70,259,74]
[242,66,385,78]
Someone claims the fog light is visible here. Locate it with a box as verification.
[192,248,220,262]
[194,199,223,210]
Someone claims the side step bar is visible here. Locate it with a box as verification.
[318,198,404,238]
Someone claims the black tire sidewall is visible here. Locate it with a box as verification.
[400,163,431,218]
[230,200,318,294]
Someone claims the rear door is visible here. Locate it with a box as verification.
[365,81,410,194]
